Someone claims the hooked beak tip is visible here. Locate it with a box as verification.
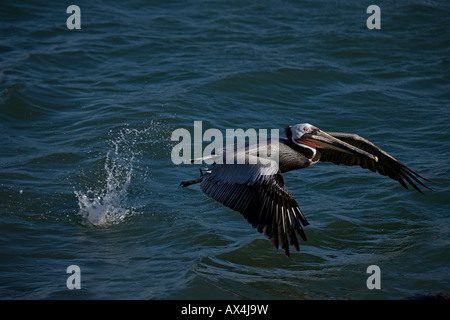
[309,131,379,162]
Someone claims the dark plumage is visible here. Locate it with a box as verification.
[181,123,431,256]
[319,132,430,193]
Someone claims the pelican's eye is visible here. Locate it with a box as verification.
[303,126,312,133]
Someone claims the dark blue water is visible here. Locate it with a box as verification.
[1,0,449,299]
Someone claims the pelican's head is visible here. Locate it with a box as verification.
[290,123,317,141]
[287,123,320,156]
[286,123,378,161]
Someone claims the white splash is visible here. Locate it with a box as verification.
[74,127,147,227]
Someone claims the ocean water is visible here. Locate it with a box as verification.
[1,0,449,300]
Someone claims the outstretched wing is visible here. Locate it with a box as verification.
[200,159,309,256]
[319,132,432,193]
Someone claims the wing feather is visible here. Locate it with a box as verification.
[320,132,432,193]
[200,161,309,256]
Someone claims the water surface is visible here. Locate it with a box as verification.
[1,0,449,299]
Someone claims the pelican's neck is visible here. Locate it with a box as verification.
[278,139,319,173]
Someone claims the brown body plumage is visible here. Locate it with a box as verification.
[181,123,431,256]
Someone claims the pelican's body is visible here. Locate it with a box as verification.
[181,123,431,256]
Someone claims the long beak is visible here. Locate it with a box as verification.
[296,130,378,162]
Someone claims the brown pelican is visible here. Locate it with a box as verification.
[180,123,431,256]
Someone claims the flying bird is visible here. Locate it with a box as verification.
[180,123,431,256]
